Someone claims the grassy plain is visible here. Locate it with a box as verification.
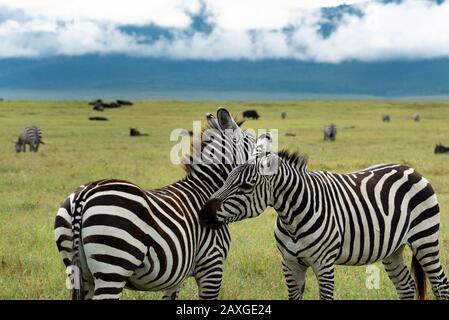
[0,99,448,299]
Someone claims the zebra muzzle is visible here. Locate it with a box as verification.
[199,199,223,229]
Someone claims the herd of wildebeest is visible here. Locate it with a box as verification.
[11,103,449,154]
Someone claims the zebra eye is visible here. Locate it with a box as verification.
[238,182,253,193]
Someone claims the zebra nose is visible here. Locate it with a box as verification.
[199,199,223,229]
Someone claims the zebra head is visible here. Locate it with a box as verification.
[200,133,280,228]
[14,140,22,153]
[182,107,256,175]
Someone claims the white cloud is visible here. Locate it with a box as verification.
[0,0,201,27]
[0,0,449,62]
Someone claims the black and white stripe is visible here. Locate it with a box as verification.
[201,134,449,300]
[15,126,43,152]
[54,108,255,300]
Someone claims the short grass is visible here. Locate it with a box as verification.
[0,99,448,300]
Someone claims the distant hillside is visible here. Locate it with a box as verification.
[1,56,449,98]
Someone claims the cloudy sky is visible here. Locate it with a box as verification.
[0,0,448,62]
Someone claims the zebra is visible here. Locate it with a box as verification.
[200,133,449,300]
[54,108,255,300]
[323,123,337,141]
[382,114,391,123]
[15,126,44,153]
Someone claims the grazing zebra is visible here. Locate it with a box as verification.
[382,114,391,123]
[323,123,337,141]
[200,134,449,300]
[15,126,44,153]
[54,108,255,300]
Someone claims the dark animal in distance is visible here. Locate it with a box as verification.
[15,126,44,153]
[93,103,104,111]
[281,111,287,119]
[89,117,108,121]
[382,114,391,122]
[88,99,103,106]
[104,102,120,108]
[323,123,337,141]
[434,143,449,154]
[130,128,149,137]
[242,110,260,119]
[89,99,133,110]
[414,113,421,122]
[117,100,133,106]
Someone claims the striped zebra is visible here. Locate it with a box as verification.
[54,108,255,300]
[15,126,44,152]
[200,134,449,300]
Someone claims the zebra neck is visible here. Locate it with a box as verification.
[186,163,232,198]
[272,164,315,229]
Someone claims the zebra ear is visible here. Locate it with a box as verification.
[206,113,219,129]
[217,107,239,131]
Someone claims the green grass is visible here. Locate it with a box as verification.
[0,99,448,300]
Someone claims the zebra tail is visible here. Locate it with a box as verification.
[412,255,427,300]
[71,197,85,300]
[71,255,84,300]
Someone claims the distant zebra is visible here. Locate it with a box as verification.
[413,113,421,122]
[200,134,449,300]
[15,126,44,153]
[323,123,337,141]
[382,114,391,122]
[54,108,255,300]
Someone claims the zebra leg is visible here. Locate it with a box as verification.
[83,247,137,300]
[162,286,181,300]
[382,246,416,300]
[282,258,308,300]
[312,264,335,300]
[194,256,224,300]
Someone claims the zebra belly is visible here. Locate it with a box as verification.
[127,245,196,291]
[334,222,410,266]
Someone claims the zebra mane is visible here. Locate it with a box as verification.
[278,149,308,171]
[181,115,245,175]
